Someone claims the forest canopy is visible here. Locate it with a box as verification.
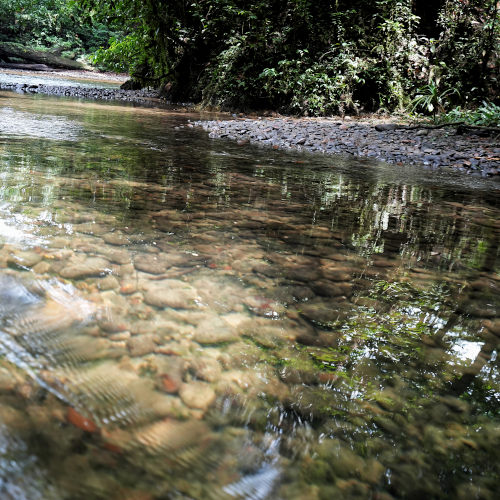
[1,1,498,115]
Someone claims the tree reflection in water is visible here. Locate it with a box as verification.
[0,91,497,499]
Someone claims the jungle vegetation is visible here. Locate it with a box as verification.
[1,1,498,117]
[0,0,116,60]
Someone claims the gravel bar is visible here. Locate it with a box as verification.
[193,117,500,176]
[0,82,160,103]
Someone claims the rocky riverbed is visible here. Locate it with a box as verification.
[193,117,500,176]
[0,89,498,499]
[0,81,160,102]
[0,67,162,102]
[1,166,498,499]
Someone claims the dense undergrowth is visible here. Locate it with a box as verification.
[0,0,116,63]
[438,102,500,128]
[77,0,498,117]
[0,1,498,119]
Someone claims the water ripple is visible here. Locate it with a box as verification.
[0,108,81,141]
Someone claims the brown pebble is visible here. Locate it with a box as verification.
[67,407,99,433]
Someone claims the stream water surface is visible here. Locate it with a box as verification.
[0,69,123,89]
[0,89,498,500]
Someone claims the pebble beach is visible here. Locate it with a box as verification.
[193,116,500,177]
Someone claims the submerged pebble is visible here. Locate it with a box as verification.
[0,86,497,500]
[143,280,200,309]
[67,407,99,433]
[179,381,216,411]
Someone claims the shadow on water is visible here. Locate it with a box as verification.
[0,89,498,499]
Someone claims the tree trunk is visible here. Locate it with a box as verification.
[0,42,86,70]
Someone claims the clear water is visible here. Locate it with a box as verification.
[0,89,498,500]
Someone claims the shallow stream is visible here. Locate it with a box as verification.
[0,89,498,500]
[0,69,123,89]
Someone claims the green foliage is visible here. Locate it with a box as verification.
[435,0,500,103]
[440,101,500,127]
[39,0,500,114]
[411,81,460,119]
[0,0,117,59]
[257,45,371,116]
[91,33,145,73]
